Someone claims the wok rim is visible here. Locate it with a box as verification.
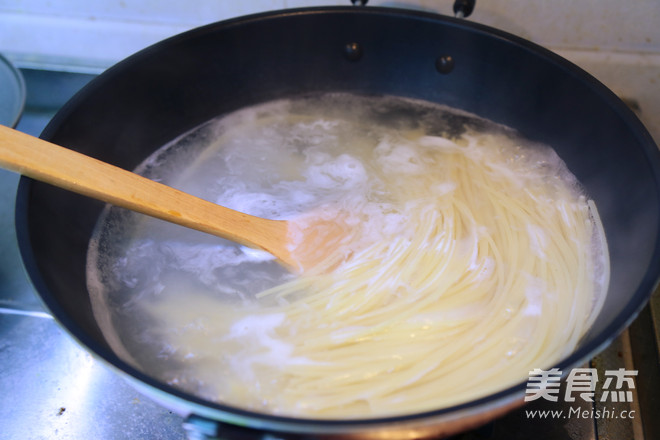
[14,5,660,434]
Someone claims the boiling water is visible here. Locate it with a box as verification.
[87,94,609,418]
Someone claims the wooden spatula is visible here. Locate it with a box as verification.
[0,124,347,273]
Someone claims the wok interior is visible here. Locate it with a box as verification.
[18,8,660,419]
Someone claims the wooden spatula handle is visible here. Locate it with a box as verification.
[0,124,290,262]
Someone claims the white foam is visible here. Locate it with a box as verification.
[523,275,546,316]
[527,224,548,260]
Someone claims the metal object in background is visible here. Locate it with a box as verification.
[453,0,476,18]
[0,53,26,127]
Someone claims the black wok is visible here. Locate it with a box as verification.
[15,6,660,439]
